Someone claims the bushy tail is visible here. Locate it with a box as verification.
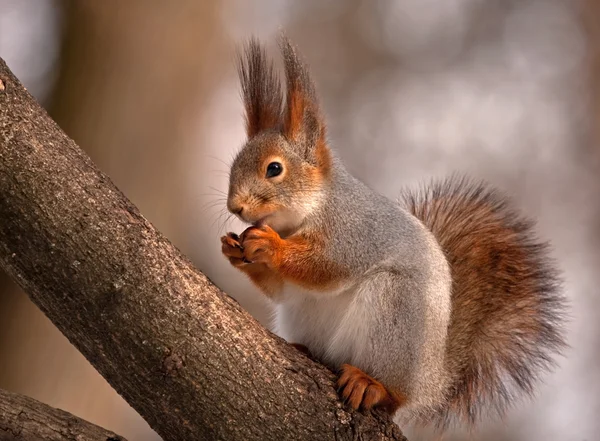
[402,175,567,428]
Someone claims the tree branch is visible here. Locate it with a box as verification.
[0,387,126,441]
[0,59,405,440]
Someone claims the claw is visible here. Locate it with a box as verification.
[336,364,404,413]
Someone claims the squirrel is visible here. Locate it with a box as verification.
[220,35,567,430]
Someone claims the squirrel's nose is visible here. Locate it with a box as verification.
[228,200,245,216]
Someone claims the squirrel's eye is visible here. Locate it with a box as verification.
[266,162,283,178]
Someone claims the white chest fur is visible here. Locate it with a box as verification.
[273,281,373,369]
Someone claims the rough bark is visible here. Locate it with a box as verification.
[0,59,405,441]
[0,388,126,441]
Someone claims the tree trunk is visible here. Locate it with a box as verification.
[0,387,126,441]
[0,59,405,441]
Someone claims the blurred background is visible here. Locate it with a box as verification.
[0,1,598,440]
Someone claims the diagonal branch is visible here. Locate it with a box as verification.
[0,59,405,441]
[0,387,126,441]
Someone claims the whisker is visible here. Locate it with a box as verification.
[207,211,225,228]
[203,199,230,223]
[208,169,231,178]
[205,154,231,169]
[196,193,227,200]
[211,207,230,232]
[218,212,236,236]
[201,201,227,212]
[209,186,228,196]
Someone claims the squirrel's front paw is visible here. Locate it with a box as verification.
[221,232,247,267]
[337,364,404,413]
[240,225,282,268]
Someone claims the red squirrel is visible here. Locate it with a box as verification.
[221,35,566,429]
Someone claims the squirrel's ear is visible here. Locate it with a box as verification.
[279,35,329,168]
[237,38,283,138]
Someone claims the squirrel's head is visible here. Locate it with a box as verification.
[227,36,331,236]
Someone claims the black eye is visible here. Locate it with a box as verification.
[266,162,283,178]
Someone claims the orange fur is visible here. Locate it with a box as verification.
[315,136,332,177]
[221,233,283,297]
[284,88,305,142]
[240,225,347,291]
[337,364,405,413]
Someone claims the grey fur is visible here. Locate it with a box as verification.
[273,156,453,424]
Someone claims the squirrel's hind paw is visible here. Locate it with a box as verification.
[337,364,404,414]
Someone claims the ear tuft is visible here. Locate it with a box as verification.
[279,34,328,167]
[237,38,283,138]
